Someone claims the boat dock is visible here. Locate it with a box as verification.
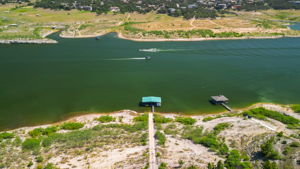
[140,96,161,113]
[211,95,233,112]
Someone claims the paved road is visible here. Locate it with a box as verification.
[148,113,157,169]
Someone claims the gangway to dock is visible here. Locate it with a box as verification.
[221,103,232,112]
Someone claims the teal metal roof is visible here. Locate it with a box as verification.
[142,96,161,103]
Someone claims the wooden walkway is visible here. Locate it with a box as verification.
[148,113,157,169]
[221,103,233,112]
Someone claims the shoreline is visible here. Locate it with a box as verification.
[0,38,57,44]
[2,31,300,44]
[117,32,300,42]
[0,102,294,132]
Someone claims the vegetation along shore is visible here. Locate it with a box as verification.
[1,1,300,43]
[0,103,300,168]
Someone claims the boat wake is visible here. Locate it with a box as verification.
[104,57,147,61]
[139,48,182,52]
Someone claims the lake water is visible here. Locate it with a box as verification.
[1,33,300,130]
[289,23,300,31]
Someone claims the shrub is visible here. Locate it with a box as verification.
[291,104,300,113]
[29,128,44,137]
[182,126,203,142]
[43,126,59,136]
[159,162,167,169]
[154,114,172,123]
[29,126,59,137]
[155,131,166,146]
[243,110,266,120]
[164,123,178,135]
[213,122,232,135]
[141,133,148,145]
[261,137,281,160]
[0,132,14,139]
[36,156,44,163]
[244,107,300,129]
[13,136,22,146]
[27,161,33,167]
[96,115,116,123]
[175,117,196,125]
[22,138,40,151]
[44,163,56,169]
[133,114,148,122]
[263,160,278,169]
[289,141,300,147]
[187,165,199,169]
[203,116,216,122]
[277,132,283,137]
[42,130,94,148]
[178,160,184,166]
[225,150,252,169]
[217,160,224,169]
[61,122,84,130]
[283,146,291,155]
[93,122,147,133]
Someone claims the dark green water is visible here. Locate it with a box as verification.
[1,33,300,130]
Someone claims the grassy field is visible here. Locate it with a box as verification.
[0,4,300,40]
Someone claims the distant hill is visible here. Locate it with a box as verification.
[2,0,300,19]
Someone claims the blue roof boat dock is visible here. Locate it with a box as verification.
[140,96,161,112]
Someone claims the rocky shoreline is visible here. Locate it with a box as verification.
[0,38,57,44]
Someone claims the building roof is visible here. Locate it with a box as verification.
[142,96,161,103]
[211,95,229,102]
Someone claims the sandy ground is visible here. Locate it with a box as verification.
[159,136,223,168]
[48,146,147,169]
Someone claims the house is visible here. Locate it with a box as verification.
[188,4,198,8]
[217,3,227,9]
[110,6,120,12]
[80,6,93,11]
[168,8,176,13]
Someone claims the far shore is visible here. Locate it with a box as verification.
[58,31,300,42]
[2,30,300,44]
[117,33,300,42]
[0,102,295,132]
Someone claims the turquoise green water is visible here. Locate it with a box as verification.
[1,33,300,130]
[289,23,300,31]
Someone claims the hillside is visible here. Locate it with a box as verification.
[1,3,300,42]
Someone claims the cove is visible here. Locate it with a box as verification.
[1,33,300,130]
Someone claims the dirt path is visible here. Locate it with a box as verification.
[189,17,196,30]
[251,118,276,131]
[148,113,157,169]
[208,19,226,29]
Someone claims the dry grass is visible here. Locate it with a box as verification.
[1,4,300,40]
